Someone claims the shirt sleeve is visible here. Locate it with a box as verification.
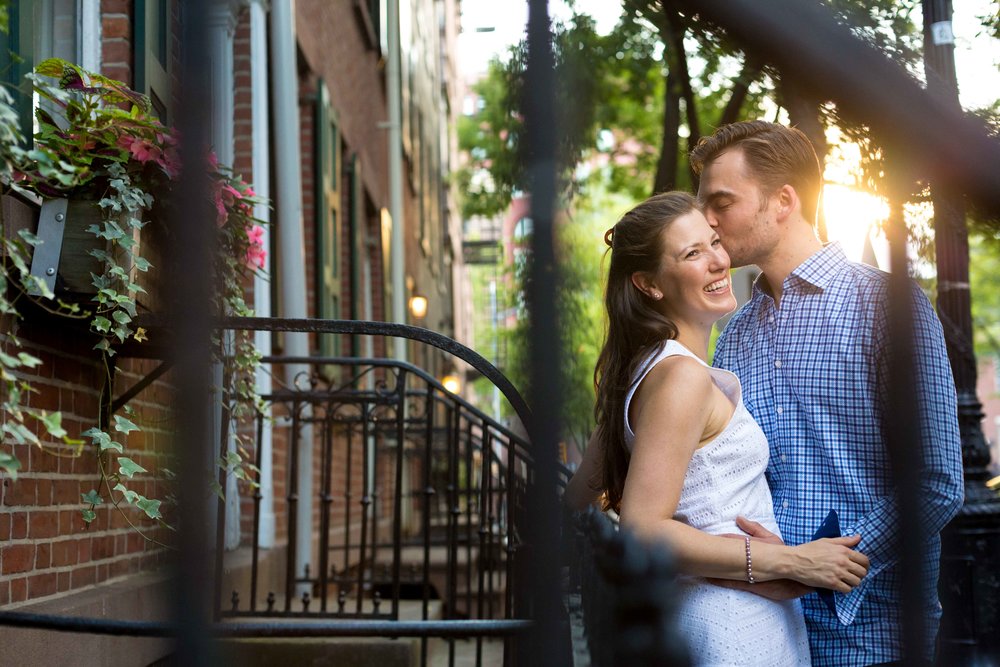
[834,281,965,625]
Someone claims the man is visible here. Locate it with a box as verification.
[693,120,964,666]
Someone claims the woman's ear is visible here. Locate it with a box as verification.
[631,272,661,301]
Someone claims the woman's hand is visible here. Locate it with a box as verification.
[785,535,870,593]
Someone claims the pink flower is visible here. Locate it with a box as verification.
[247,225,265,244]
[246,225,267,269]
[222,183,243,203]
[118,135,161,163]
[214,188,228,227]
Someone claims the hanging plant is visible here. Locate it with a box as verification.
[0,58,265,536]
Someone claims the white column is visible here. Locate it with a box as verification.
[249,0,276,549]
[387,0,406,361]
[207,0,241,551]
[78,0,102,73]
[270,0,314,594]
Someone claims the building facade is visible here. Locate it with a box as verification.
[0,2,463,664]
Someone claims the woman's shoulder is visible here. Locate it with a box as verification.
[639,351,713,398]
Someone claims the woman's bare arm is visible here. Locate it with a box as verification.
[621,356,869,591]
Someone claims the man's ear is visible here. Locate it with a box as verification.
[775,184,799,223]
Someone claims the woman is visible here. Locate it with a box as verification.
[565,191,869,666]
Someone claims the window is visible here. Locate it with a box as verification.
[0,0,81,141]
[315,80,342,365]
[134,0,173,122]
[347,153,368,357]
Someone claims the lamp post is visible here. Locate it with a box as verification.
[922,0,1000,660]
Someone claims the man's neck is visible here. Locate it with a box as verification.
[758,235,824,307]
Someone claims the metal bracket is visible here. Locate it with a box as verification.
[28,198,69,295]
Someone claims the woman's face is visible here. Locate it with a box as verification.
[644,209,737,326]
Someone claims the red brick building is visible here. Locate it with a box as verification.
[0,2,464,664]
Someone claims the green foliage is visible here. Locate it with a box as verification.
[498,183,634,451]
[458,14,613,218]
[970,232,1000,357]
[0,59,268,540]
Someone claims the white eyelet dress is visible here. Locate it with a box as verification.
[624,340,811,666]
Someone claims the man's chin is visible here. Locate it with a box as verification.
[727,255,754,269]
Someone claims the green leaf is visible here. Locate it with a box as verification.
[133,256,151,272]
[113,482,138,504]
[16,352,42,368]
[136,497,162,519]
[17,230,42,247]
[40,411,67,438]
[82,427,108,444]
[0,452,21,480]
[112,310,131,326]
[93,339,115,357]
[113,415,139,435]
[3,422,39,446]
[209,480,224,501]
[81,489,102,505]
[92,316,112,333]
[81,509,97,524]
[117,456,146,478]
[223,450,241,469]
[0,350,21,368]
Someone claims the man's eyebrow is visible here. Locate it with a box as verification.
[697,190,734,207]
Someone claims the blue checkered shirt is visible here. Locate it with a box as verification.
[714,243,964,667]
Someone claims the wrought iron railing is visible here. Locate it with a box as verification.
[207,317,557,666]
[565,508,689,667]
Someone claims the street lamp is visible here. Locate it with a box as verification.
[922,0,1000,660]
[441,374,461,394]
[408,294,428,320]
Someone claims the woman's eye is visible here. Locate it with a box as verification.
[686,250,698,258]
[712,238,722,247]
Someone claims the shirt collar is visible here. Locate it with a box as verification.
[751,242,848,298]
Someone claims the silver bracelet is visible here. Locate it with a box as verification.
[745,536,756,584]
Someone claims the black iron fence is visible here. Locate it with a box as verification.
[213,325,539,666]
[3,0,1000,665]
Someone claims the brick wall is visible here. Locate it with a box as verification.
[101,0,132,86]
[0,326,170,607]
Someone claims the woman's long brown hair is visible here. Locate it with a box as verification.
[594,191,697,513]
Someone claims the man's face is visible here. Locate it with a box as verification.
[697,148,777,269]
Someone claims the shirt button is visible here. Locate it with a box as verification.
[781,454,787,462]
[768,315,775,323]
[782,500,789,508]
[776,406,784,415]
[774,359,782,368]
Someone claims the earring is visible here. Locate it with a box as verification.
[651,291,661,300]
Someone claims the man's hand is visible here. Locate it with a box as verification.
[709,517,811,600]
[707,577,814,601]
[736,516,783,544]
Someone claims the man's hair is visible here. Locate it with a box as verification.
[690,120,823,225]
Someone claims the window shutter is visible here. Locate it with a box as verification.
[134,0,173,121]
[315,80,342,364]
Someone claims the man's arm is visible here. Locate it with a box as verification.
[836,283,965,623]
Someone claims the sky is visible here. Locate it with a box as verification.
[457,0,1000,111]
